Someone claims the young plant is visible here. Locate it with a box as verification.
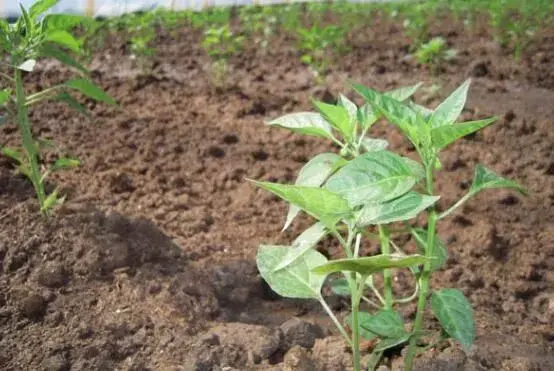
[128,16,156,71]
[201,25,244,89]
[0,0,116,216]
[414,37,456,74]
[250,80,525,371]
[239,5,278,51]
[297,25,348,82]
[402,3,431,49]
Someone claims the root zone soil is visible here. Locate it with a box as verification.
[1,15,553,371]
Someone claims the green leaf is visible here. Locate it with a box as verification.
[430,79,471,127]
[45,30,81,52]
[352,83,420,143]
[356,192,439,227]
[44,14,88,31]
[0,89,11,105]
[359,309,407,339]
[357,104,378,130]
[64,79,116,105]
[18,59,36,72]
[329,277,350,297]
[50,157,80,172]
[360,137,389,152]
[338,94,358,123]
[251,180,351,228]
[30,0,60,19]
[313,100,353,140]
[430,117,497,149]
[257,245,328,299]
[385,82,422,101]
[55,92,91,118]
[2,147,24,163]
[312,254,428,275]
[431,289,475,350]
[41,188,65,213]
[274,222,327,271]
[266,112,335,140]
[40,44,88,73]
[374,333,411,352]
[412,228,448,271]
[284,153,345,230]
[325,151,419,208]
[18,4,34,35]
[409,102,433,121]
[347,312,378,340]
[470,164,527,195]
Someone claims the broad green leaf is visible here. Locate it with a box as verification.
[266,112,335,140]
[357,103,378,130]
[251,180,351,227]
[338,94,358,123]
[360,137,388,152]
[386,82,422,101]
[470,164,527,195]
[402,157,425,181]
[45,30,81,52]
[329,277,350,297]
[325,151,418,208]
[356,192,439,227]
[50,157,80,172]
[430,79,471,127]
[348,312,378,340]
[374,333,411,352]
[313,100,353,140]
[352,83,420,142]
[431,289,475,350]
[44,14,87,31]
[65,79,117,105]
[257,245,328,299]
[312,254,428,275]
[409,102,433,121]
[30,0,60,19]
[359,309,407,339]
[412,228,448,271]
[274,222,327,271]
[55,92,91,118]
[18,59,36,72]
[0,89,11,105]
[284,153,345,230]
[430,117,497,149]
[40,44,87,73]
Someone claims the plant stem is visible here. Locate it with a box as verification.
[437,191,473,220]
[319,297,353,347]
[379,225,393,309]
[404,161,437,370]
[14,68,47,216]
[350,274,367,371]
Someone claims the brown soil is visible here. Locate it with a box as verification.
[1,12,553,371]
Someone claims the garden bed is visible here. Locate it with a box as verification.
[0,10,553,370]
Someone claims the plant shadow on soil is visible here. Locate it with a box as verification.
[1,13,554,371]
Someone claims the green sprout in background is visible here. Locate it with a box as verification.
[0,0,116,216]
[202,24,244,90]
[414,36,456,75]
[251,79,526,371]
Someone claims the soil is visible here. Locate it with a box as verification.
[1,11,554,371]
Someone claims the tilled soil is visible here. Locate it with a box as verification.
[0,14,553,371]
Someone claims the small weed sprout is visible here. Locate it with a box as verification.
[201,25,244,89]
[414,37,456,74]
[0,0,116,216]
[297,25,348,83]
[239,6,277,51]
[250,80,525,371]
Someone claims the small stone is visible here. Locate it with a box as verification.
[280,318,325,350]
[20,294,47,320]
[200,333,220,346]
[38,262,69,288]
[283,346,317,371]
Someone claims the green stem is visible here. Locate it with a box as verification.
[14,68,47,216]
[404,161,437,370]
[437,191,473,220]
[319,297,353,347]
[25,85,64,105]
[379,225,393,309]
[350,273,367,371]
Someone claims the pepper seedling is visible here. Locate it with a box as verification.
[0,0,116,216]
[250,79,526,371]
